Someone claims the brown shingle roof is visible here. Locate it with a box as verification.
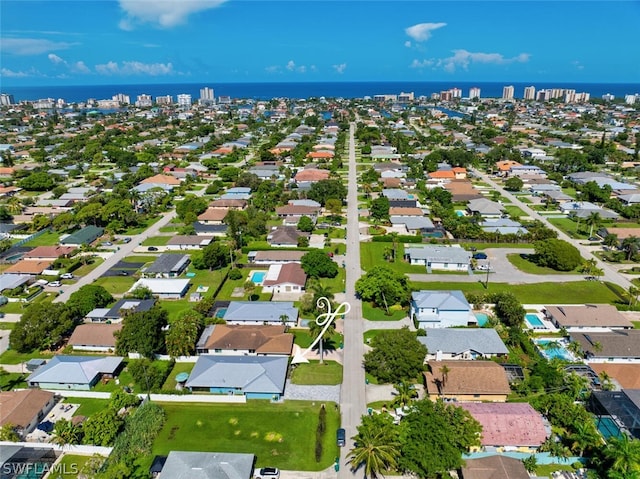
[209,199,247,209]
[197,208,229,222]
[203,324,294,355]
[461,456,529,479]
[545,304,633,329]
[388,207,424,216]
[23,245,76,259]
[263,263,307,287]
[5,259,53,274]
[294,169,330,182]
[141,174,181,185]
[423,361,511,396]
[276,205,320,216]
[0,389,55,430]
[68,323,122,348]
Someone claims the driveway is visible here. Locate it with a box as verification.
[283,380,340,403]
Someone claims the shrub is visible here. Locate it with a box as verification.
[228,268,243,280]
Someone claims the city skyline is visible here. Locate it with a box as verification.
[1,1,639,86]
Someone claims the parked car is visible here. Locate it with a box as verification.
[60,273,74,279]
[122,237,132,243]
[48,281,62,287]
[337,428,346,447]
[119,271,129,276]
[0,312,5,319]
[472,252,488,260]
[147,246,159,251]
[254,467,280,479]
[101,241,113,247]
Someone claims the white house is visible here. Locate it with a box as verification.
[403,245,471,273]
[261,263,307,294]
[129,278,191,299]
[418,328,509,361]
[410,290,476,328]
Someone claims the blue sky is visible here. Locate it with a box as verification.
[1,0,639,86]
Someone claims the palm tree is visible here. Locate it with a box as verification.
[586,211,602,238]
[604,434,640,477]
[438,365,450,396]
[348,422,401,478]
[623,236,640,261]
[604,233,619,249]
[279,314,289,331]
[51,419,81,448]
[308,315,336,364]
[629,286,640,307]
[569,421,600,456]
[391,382,418,408]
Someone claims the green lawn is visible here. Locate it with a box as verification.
[503,205,527,218]
[362,302,407,321]
[183,266,228,292]
[460,242,534,250]
[162,362,195,390]
[0,322,15,330]
[363,329,387,345]
[121,216,162,235]
[48,455,98,479]
[409,280,623,304]
[67,397,110,417]
[535,464,576,476]
[72,257,104,277]
[216,269,250,300]
[159,300,193,321]
[290,360,343,385]
[153,401,341,470]
[0,301,28,314]
[23,231,62,246]
[361,242,425,273]
[93,276,137,295]
[0,372,28,390]
[0,349,54,364]
[507,253,582,275]
[290,329,343,349]
[320,268,346,294]
[547,217,590,239]
[141,236,172,246]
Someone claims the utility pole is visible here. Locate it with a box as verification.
[485,261,491,289]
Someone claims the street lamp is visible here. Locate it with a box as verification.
[485,261,491,289]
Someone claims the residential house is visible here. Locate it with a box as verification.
[27,355,123,390]
[196,324,293,356]
[423,360,511,402]
[68,323,122,352]
[443,180,483,202]
[140,174,182,188]
[267,226,310,247]
[129,278,191,300]
[460,456,529,479]
[570,330,640,362]
[0,273,32,292]
[193,222,228,237]
[208,199,247,210]
[293,168,330,183]
[459,402,549,449]
[61,226,104,246]
[418,329,508,361]
[543,304,633,331]
[480,218,528,236]
[275,205,320,226]
[143,254,191,278]
[157,451,254,479]
[466,198,505,218]
[559,201,619,219]
[410,290,476,329]
[589,390,640,439]
[403,245,471,273]
[0,389,57,438]
[390,216,437,235]
[185,355,288,399]
[22,246,76,260]
[85,298,156,323]
[509,165,547,177]
[261,263,307,294]
[197,208,228,225]
[220,187,251,201]
[288,199,322,208]
[248,250,305,264]
[166,235,214,250]
[222,301,298,326]
[5,259,53,275]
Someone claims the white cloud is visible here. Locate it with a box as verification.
[95,60,174,76]
[410,59,435,69]
[332,63,347,74]
[439,49,530,72]
[265,65,281,74]
[48,53,66,65]
[0,38,74,55]
[118,0,227,29]
[404,41,412,48]
[405,23,446,42]
[0,67,31,78]
[72,61,91,74]
[286,60,296,71]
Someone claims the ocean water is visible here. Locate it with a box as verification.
[3,81,640,104]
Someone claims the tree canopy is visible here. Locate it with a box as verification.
[165,309,204,357]
[67,285,114,317]
[363,327,427,383]
[10,303,77,352]
[307,179,347,206]
[355,266,410,308]
[301,250,338,278]
[533,238,582,271]
[115,306,167,358]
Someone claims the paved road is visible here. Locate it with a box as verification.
[472,168,634,291]
[338,123,366,478]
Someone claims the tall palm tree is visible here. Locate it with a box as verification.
[586,212,602,238]
[604,434,640,477]
[308,316,336,364]
[569,421,600,456]
[51,419,81,448]
[391,382,418,408]
[439,365,450,396]
[629,286,640,307]
[622,236,640,261]
[348,421,401,478]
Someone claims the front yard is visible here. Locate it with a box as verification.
[290,360,343,385]
[153,401,340,471]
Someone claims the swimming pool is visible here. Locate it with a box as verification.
[475,313,489,327]
[535,339,575,361]
[455,210,466,217]
[596,416,622,439]
[215,307,227,319]
[525,313,545,329]
[250,271,266,284]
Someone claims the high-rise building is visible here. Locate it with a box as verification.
[469,87,481,100]
[602,93,615,101]
[0,94,15,105]
[177,94,192,108]
[502,85,514,100]
[199,87,215,105]
[440,90,453,101]
[398,92,414,102]
[625,94,639,105]
[156,95,173,105]
[135,94,153,107]
[112,93,130,105]
[523,86,536,100]
[564,90,576,103]
[450,87,462,99]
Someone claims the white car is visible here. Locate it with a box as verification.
[48,281,62,287]
[254,468,280,479]
[60,273,74,279]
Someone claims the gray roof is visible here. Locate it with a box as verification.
[390,216,434,230]
[27,355,123,385]
[185,355,288,394]
[480,218,522,228]
[382,188,410,200]
[145,253,190,274]
[411,290,472,311]
[404,245,471,264]
[159,451,254,479]
[0,273,31,291]
[418,328,508,355]
[467,198,505,216]
[60,226,103,245]
[105,298,156,319]
[223,301,298,323]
